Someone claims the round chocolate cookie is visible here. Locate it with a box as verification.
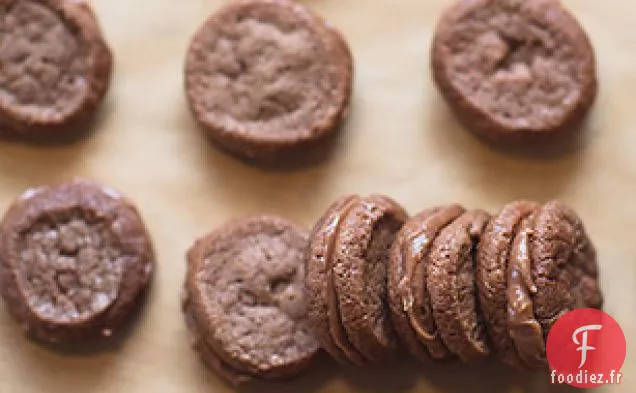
[306,195,407,365]
[0,0,112,138]
[476,201,539,367]
[305,196,366,366]
[185,0,353,162]
[183,215,318,384]
[530,201,603,334]
[476,200,602,369]
[387,205,464,362]
[427,210,491,362]
[431,0,597,143]
[332,195,408,363]
[0,180,154,345]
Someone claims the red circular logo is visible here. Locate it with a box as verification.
[546,308,626,388]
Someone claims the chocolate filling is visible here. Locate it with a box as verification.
[506,214,545,367]
[433,211,491,361]
[399,205,464,359]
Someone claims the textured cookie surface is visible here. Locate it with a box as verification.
[332,195,407,363]
[387,208,438,363]
[184,215,318,383]
[476,201,539,367]
[305,195,367,366]
[306,195,407,365]
[530,202,603,332]
[427,210,490,362]
[185,0,352,161]
[0,0,112,136]
[388,205,465,362]
[0,180,154,345]
[431,0,596,141]
[476,200,602,369]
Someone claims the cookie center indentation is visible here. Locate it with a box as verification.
[0,0,88,115]
[17,212,122,322]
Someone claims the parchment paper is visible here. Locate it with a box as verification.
[0,0,632,392]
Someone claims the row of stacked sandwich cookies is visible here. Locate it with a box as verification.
[0,181,602,385]
[183,195,603,385]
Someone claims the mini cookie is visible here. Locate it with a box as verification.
[476,200,602,369]
[0,180,154,345]
[388,205,464,362]
[306,195,407,365]
[530,201,603,334]
[476,200,538,367]
[427,210,491,362]
[305,196,366,366]
[183,215,318,384]
[431,0,597,143]
[0,0,112,138]
[185,0,353,162]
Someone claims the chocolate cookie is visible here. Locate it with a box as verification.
[476,200,538,367]
[431,0,597,143]
[476,200,602,368]
[0,0,112,138]
[530,201,603,333]
[387,205,465,362]
[305,196,366,366]
[427,210,491,362]
[305,195,407,365]
[185,0,353,162]
[0,180,154,345]
[183,215,318,385]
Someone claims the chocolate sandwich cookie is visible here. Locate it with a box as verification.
[183,215,318,385]
[305,196,365,366]
[388,205,465,362]
[476,200,602,369]
[476,201,538,367]
[431,0,597,144]
[185,0,353,163]
[305,195,407,365]
[427,209,491,362]
[0,0,112,139]
[530,201,603,333]
[0,180,154,345]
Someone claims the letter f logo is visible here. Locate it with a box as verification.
[572,324,602,368]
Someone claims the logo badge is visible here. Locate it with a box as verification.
[546,308,626,388]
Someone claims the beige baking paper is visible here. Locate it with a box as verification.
[0,0,632,392]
